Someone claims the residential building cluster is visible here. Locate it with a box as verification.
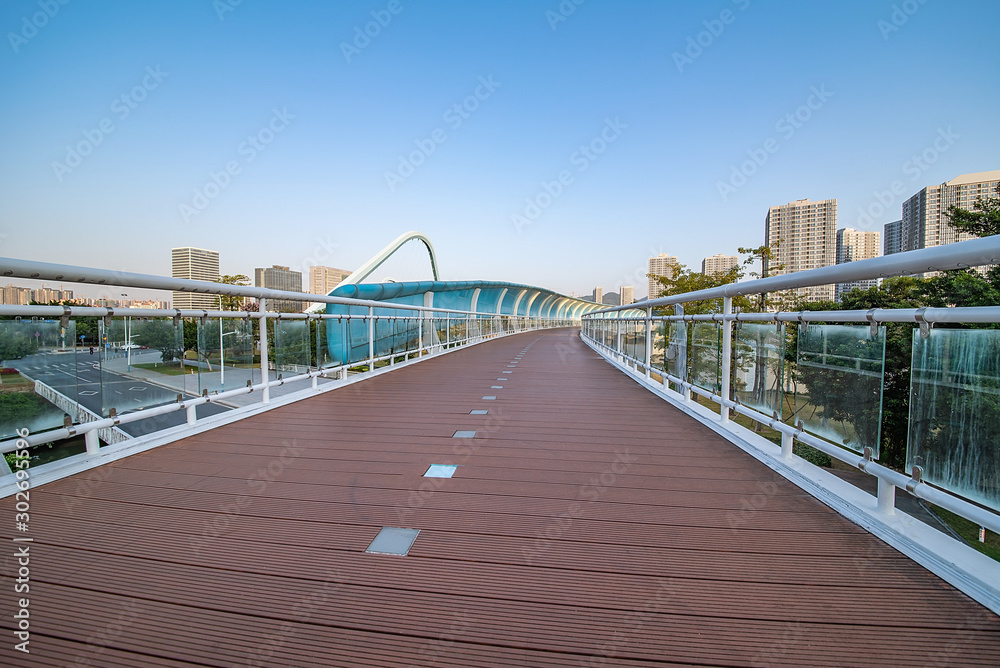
[0,284,170,309]
[640,169,997,304]
[170,246,352,313]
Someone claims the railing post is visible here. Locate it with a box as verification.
[781,431,794,459]
[720,296,732,423]
[186,403,197,425]
[85,429,100,455]
[258,298,270,404]
[674,304,690,401]
[368,307,375,371]
[644,307,652,380]
[446,314,450,346]
[616,318,623,361]
[877,477,896,515]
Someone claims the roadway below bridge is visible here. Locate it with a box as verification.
[5,349,230,437]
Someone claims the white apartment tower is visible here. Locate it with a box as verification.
[899,170,1000,254]
[620,285,634,306]
[309,265,351,296]
[701,254,738,276]
[764,198,838,302]
[171,247,220,310]
[883,220,903,256]
[593,286,603,305]
[647,253,678,300]
[835,228,881,302]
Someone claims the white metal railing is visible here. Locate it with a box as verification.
[0,259,576,472]
[581,236,1000,612]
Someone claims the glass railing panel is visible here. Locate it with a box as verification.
[635,321,647,364]
[404,317,420,352]
[0,319,75,439]
[733,323,785,417]
[451,316,467,344]
[689,322,721,393]
[195,317,256,393]
[97,316,179,417]
[650,322,667,372]
[372,317,393,358]
[907,328,1000,511]
[795,324,886,456]
[667,321,686,384]
[435,318,449,347]
[274,319,311,377]
[315,318,337,369]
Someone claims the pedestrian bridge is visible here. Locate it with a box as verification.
[2,234,1000,666]
[4,328,999,667]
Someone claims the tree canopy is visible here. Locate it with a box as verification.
[947,182,1000,238]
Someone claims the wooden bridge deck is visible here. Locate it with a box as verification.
[3,328,999,667]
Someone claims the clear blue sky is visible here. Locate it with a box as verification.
[2,0,998,299]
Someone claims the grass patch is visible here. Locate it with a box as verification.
[132,362,188,376]
[929,505,1000,562]
[0,374,32,387]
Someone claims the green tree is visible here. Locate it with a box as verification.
[219,274,251,311]
[0,327,39,360]
[648,263,746,315]
[947,182,1000,238]
[132,319,183,364]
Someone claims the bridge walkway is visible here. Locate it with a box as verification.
[2,328,999,667]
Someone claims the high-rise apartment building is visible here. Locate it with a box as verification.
[171,247,220,310]
[593,287,603,305]
[883,220,903,256]
[647,253,678,300]
[764,198,838,302]
[620,285,634,306]
[898,170,1000,254]
[30,287,74,304]
[255,265,304,312]
[701,254,738,276]
[1,285,31,306]
[309,265,351,296]
[835,228,881,302]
